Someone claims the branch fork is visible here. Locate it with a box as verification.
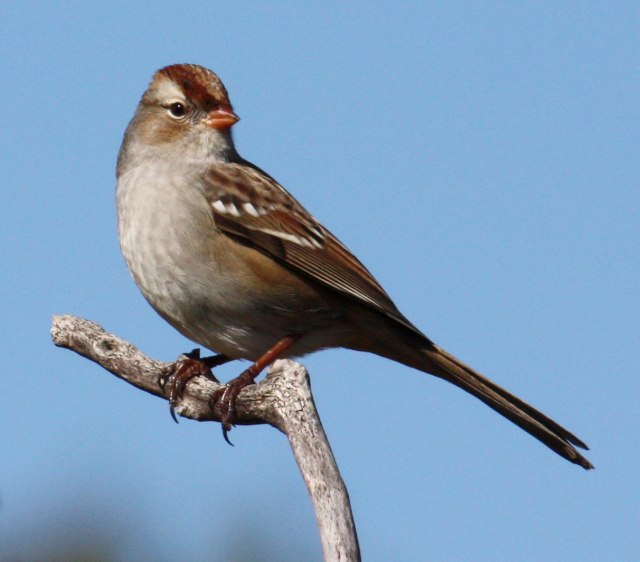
[51,314,360,562]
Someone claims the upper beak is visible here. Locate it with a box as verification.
[205,105,240,130]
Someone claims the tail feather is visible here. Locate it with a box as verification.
[420,345,593,470]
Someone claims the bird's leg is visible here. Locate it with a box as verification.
[212,335,299,442]
[160,349,233,423]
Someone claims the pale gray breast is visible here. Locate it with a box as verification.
[116,160,270,357]
[115,159,351,360]
[117,161,215,316]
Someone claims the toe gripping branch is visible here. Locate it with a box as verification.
[211,335,300,444]
[160,336,300,443]
[160,349,232,423]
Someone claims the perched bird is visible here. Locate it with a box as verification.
[116,63,592,469]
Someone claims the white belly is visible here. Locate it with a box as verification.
[116,161,344,360]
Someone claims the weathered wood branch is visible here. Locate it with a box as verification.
[51,314,361,562]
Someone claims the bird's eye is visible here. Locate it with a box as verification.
[168,102,186,118]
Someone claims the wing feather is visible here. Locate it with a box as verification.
[203,163,420,333]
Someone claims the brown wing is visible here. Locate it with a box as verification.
[202,162,422,335]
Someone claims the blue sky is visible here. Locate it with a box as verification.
[1,2,638,561]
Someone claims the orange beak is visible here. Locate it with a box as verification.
[205,105,240,130]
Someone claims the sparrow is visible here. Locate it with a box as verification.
[116,64,592,469]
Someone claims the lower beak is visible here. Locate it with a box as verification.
[205,106,240,130]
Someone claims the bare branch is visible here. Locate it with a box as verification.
[51,314,361,562]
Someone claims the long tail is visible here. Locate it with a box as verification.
[421,344,593,469]
[380,332,594,469]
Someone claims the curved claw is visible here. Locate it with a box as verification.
[209,369,256,442]
[206,336,299,441]
[169,403,180,424]
[161,353,228,422]
[222,425,235,446]
[209,386,234,444]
